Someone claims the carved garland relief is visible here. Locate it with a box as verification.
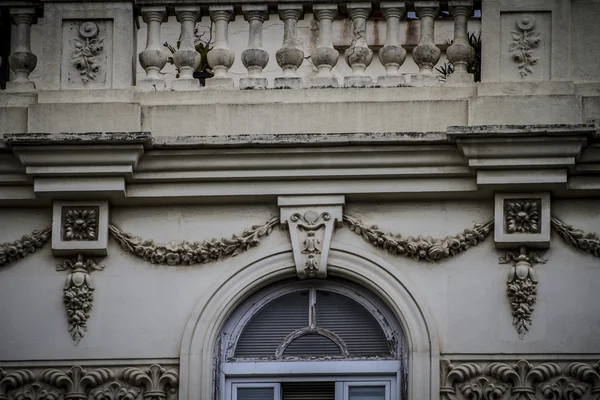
[1,213,599,343]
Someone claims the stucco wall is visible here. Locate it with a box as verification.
[1,199,598,363]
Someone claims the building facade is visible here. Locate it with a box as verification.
[0,1,600,399]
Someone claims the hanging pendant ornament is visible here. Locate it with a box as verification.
[499,246,547,338]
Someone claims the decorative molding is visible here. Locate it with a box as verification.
[56,254,105,344]
[0,227,51,268]
[505,199,540,234]
[551,217,600,258]
[63,208,99,241]
[0,365,178,400]
[41,366,114,398]
[343,214,493,262]
[0,369,36,400]
[72,21,105,84]
[441,359,600,400]
[52,201,109,257]
[494,193,550,249]
[509,14,541,77]
[120,364,178,400]
[109,217,278,266]
[12,383,61,400]
[499,247,547,339]
[91,382,139,400]
[279,196,344,279]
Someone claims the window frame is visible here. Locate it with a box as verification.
[230,382,280,400]
[227,376,396,400]
[221,279,403,362]
[218,278,406,400]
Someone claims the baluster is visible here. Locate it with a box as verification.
[240,5,269,90]
[446,0,474,84]
[172,6,201,91]
[275,4,304,89]
[206,5,235,88]
[138,6,168,91]
[7,7,37,91]
[413,1,440,86]
[377,2,407,87]
[344,3,373,87]
[310,4,339,88]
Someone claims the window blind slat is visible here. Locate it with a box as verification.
[283,334,341,357]
[235,291,309,358]
[282,382,335,400]
[237,387,274,400]
[316,292,390,356]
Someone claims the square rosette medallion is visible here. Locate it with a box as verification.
[52,200,109,256]
[494,192,550,249]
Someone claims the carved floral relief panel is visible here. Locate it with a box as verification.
[61,20,113,89]
[500,12,550,82]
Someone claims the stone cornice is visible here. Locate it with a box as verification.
[1,125,599,204]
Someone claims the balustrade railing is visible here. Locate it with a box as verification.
[0,1,480,92]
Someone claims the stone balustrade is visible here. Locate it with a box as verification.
[0,1,479,92]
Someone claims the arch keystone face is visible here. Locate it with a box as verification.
[278,195,345,279]
[178,245,439,400]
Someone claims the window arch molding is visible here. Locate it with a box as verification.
[179,243,440,400]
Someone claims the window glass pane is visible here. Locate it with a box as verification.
[348,386,386,400]
[235,291,309,358]
[283,334,341,357]
[316,291,390,356]
[237,387,274,400]
[282,382,335,400]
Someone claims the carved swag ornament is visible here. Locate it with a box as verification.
[0,227,51,267]
[343,214,494,262]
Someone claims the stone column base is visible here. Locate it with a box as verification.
[137,79,168,92]
[5,81,36,92]
[171,78,200,91]
[446,71,475,85]
[377,75,408,87]
[344,76,373,88]
[409,73,440,87]
[274,77,303,89]
[309,76,339,88]
[240,77,268,90]
[204,77,235,89]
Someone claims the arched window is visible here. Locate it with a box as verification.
[218,279,407,400]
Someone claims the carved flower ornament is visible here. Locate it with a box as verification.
[63,208,98,241]
[505,200,540,234]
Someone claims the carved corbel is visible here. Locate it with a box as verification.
[278,196,344,279]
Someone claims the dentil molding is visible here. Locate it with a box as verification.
[0,364,178,400]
